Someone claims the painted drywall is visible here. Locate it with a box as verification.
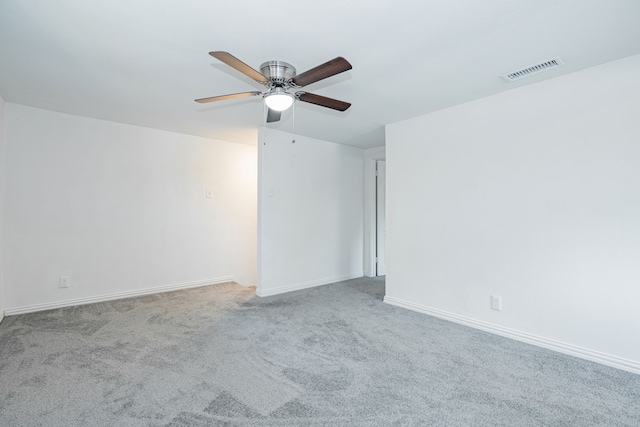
[385,54,640,372]
[229,150,258,288]
[4,104,256,312]
[258,128,364,296]
[0,95,5,322]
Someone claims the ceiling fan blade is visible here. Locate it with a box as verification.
[291,57,352,87]
[195,91,262,104]
[209,51,269,83]
[266,108,281,123]
[296,92,351,111]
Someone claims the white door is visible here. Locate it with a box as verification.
[376,160,386,276]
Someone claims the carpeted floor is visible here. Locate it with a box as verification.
[0,277,638,426]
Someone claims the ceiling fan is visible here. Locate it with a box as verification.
[195,51,352,123]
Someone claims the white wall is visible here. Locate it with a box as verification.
[4,104,256,313]
[0,95,5,322]
[385,54,640,373]
[258,128,363,296]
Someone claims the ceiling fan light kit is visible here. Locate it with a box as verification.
[264,88,295,112]
[196,51,352,123]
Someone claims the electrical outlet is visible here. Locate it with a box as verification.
[491,295,502,311]
[59,276,70,288]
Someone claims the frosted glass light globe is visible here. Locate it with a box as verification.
[264,92,294,111]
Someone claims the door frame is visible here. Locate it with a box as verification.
[364,146,386,277]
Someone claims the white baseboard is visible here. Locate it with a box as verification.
[4,276,233,316]
[0,311,4,325]
[384,295,640,375]
[256,272,363,297]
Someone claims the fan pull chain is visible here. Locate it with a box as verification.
[291,102,296,143]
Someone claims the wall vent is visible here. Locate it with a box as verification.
[501,57,564,82]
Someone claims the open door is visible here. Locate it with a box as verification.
[376,160,386,276]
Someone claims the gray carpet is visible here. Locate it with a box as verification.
[0,277,638,426]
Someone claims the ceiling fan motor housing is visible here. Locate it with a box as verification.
[260,61,296,86]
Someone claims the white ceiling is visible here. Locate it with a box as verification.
[1,0,639,149]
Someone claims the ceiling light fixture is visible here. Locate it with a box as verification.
[196,53,352,123]
[264,88,294,112]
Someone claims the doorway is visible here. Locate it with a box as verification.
[364,146,385,277]
[376,160,386,276]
